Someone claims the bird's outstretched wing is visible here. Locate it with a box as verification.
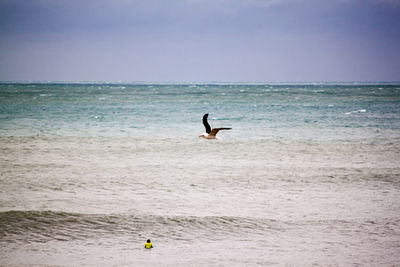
[203,113,211,134]
[209,128,232,137]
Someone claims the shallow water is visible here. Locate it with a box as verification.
[1,83,400,266]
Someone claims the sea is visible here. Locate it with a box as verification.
[0,82,399,266]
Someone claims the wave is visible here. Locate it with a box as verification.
[2,210,398,244]
[0,210,279,243]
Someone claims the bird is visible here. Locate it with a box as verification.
[199,113,232,139]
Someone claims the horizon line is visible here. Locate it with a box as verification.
[1,80,400,85]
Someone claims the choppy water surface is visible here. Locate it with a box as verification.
[1,83,400,266]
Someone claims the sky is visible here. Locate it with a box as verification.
[0,0,399,82]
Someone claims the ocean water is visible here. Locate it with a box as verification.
[0,83,400,266]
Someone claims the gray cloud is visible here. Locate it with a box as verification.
[1,0,399,82]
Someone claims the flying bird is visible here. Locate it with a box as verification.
[199,113,232,139]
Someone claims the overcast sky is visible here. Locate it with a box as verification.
[0,0,399,82]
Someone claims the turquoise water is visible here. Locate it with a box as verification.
[1,83,399,141]
[1,83,400,266]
